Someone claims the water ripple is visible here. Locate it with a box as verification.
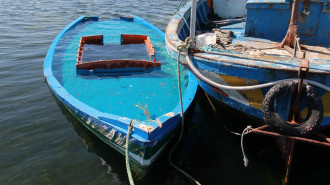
[0,0,181,184]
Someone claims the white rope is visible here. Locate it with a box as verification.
[241,125,253,167]
[185,51,330,91]
[177,37,191,53]
[304,79,330,91]
[223,126,242,136]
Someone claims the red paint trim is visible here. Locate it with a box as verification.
[76,34,161,72]
[77,35,103,64]
[76,59,161,69]
[121,34,156,59]
[211,85,229,97]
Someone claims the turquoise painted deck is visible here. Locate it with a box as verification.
[53,19,189,122]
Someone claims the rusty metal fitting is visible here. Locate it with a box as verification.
[298,59,309,79]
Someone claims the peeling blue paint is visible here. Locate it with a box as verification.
[165,0,329,127]
[246,0,330,44]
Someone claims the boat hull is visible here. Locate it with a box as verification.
[44,16,198,166]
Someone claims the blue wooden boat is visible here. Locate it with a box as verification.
[44,15,198,166]
[166,0,329,136]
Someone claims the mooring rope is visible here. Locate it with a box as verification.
[204,91,216,115]
[125,119,137,185]
[241,125,253,167]
[223,126,242,136]
[185,51,330,91]
[167,40,201,185]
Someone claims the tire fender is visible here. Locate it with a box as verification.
[262,80,323,136]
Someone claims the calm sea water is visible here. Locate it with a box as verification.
[1,0,329,184]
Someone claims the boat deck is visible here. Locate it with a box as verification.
[192,20,330,74]
[217,22,330,61]
[52,18,190,122]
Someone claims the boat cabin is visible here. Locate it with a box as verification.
[245,0,330,44]
[191,0,330,61]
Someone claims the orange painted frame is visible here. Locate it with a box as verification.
[76,34,160,71]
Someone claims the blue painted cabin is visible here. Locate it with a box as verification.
[245,0,330,44]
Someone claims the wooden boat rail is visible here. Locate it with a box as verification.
[76,34,161,75]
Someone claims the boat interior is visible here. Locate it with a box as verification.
[76,34,161,76]
[51,18,193,123]
[183,0,330,63]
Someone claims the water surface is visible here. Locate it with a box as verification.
[1,0,329,184]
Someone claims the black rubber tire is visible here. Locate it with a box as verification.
[262,80,323,136]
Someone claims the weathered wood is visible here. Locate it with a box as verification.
[280,0,300,48]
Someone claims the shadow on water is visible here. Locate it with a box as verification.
[52,90,173,184]
[160,88,284,185]
[52,94,131,182]
[51,88,179,184]
[52,87,330,185]
[167,87,330,185]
